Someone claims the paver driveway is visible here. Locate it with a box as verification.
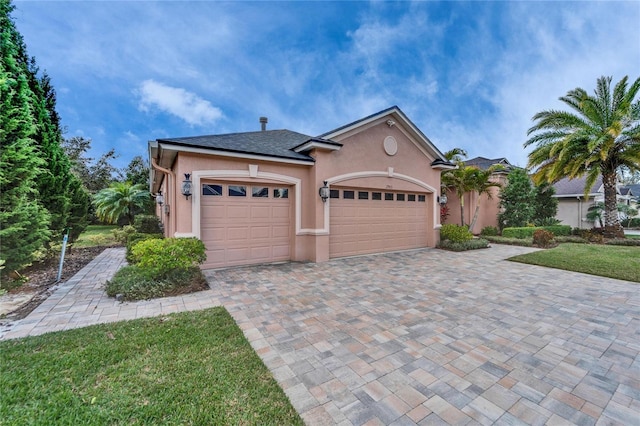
[206,245,640,425]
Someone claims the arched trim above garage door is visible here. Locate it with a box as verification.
[327,168,437,193]
[189,167,329,239]
[325,168,439,231]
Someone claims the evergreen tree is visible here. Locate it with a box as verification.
[498,168,535,229]
[0,0,51,274]
[532,182,558,224]
[67,175,89,242]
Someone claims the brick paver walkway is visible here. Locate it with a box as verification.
[0,248,221,339]
[2,245,638,425]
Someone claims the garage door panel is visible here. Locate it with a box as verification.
[201,183,291,269]
[330,188,429,258]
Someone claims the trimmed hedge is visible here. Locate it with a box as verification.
[438,238,490,251]
[502,225,571,239]
[126,233,164,263]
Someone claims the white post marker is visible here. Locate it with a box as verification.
[56,230,69,282]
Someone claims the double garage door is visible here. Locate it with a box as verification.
[200,182,430,268]
[330,187,429,258]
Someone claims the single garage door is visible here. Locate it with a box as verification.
[330,188,429,258]
[200,182,291,269]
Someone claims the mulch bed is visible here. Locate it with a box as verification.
[1,246,115,321]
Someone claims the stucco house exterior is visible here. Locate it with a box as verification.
[442,157,513,233]
[553,176,639,229]
[148,106,455,269]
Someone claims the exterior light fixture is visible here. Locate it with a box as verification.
[438,194,448,205]
[319,181,329,203]
[156,191,164,206]
[181,173,193,199]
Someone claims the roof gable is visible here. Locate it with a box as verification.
[319,106,451,166]
[464,156,512,171]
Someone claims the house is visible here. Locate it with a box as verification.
[553,176,602,229]
[552,176,639,229]
[148,106,455,269]
[442,157,513,232]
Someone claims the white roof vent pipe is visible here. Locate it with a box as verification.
[260,116,268,131]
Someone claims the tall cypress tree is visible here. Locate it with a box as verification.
[0,0,51,274]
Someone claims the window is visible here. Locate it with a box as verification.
[408,194,416,202]
[252,187,269,197]
[202,184,222,196]
[397,193,405,201]
[418,195,426,202]
[385,193,394,201]
[229,185,246,197]
[372,192,382,200]
[273,188,288,198]
[330,189,339,199]
[358,191,369,200]
[343,190,355,199]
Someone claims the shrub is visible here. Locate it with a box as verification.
[130,237,206,278]
[105,265,208,301]
[438,238,490,251]
[113,225,136,244]
[502,225,571,239]
[580,229,604,244]
[133,214,163,234]
[533,217,561,226]
[440,224,473,243]
[533,229,555,248]
[542,225,571,236]
[555,235,588,244]
[483,236,534,247]
[480,226,499,236]
[626,218,640,228]
[606,238,640,246]
[126,233,163,263]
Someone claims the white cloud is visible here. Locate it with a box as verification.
[137,80,223,126]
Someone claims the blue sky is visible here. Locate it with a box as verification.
[12,1,640,169]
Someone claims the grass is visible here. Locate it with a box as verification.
[73,225,119,248]
[0,308,303,425]
[509,243,640,282]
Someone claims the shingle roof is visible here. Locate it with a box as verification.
[157,129,316,162]
[464,157,512,171]
[553,176,602,196]
[622,184,640,197]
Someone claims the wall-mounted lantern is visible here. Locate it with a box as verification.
[319,181,329,203]
[156,191,164,206]
[182,173,193,199]
[438,194,448,205]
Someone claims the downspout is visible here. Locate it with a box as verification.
[151,158,176,237]
[577,196,582,229]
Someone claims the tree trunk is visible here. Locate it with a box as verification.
[601,170,624,238]
[459,195,465,226]
[469,205,480,234]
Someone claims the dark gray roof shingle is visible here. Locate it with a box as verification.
[464,157,512,171]
[553,176,602,196]
[158,129,316,162]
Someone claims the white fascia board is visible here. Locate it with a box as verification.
[293,141,342,153]
[158,143,314,166]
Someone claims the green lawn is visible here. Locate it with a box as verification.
[0,308,303,425]
[73,225,119,248]
[509,243,640,282]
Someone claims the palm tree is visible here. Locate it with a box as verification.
[467,166,503,233]
[525,75,640,238]
[94,182,150,225]
[441,148,472,226]
[441,148,502,230]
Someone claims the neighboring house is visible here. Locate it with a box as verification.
[552,176,638,228]
[148,106,455,269]
[443,157,513,232]
[553,176,601,229]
